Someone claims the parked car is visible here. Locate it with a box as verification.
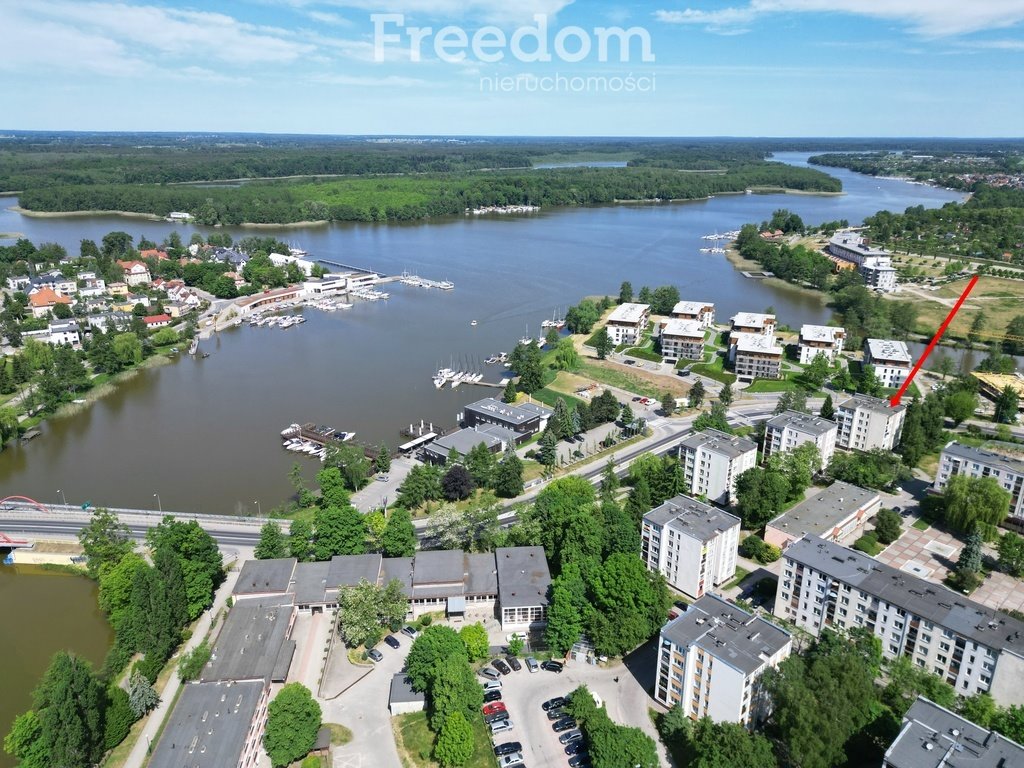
[401,625,419,639]
[498,752,525,768]
[479,667,501,681]
[525,656,540,673]
[377,474,389,482]
[568,755,592,768]
[542,696,567,711]
[383,635,401,649]
[677,369,691,377]
[493,741,522,757]
[505,656,522,672]
[367,648,384,662]
[485,710,510,724]
[483,689,503,703]
[546,708,567,721]
[490,718,513,735]
[483,702,507,717]
[565,741,587,755]
[559,730,583,745]
[542,660,564,673]
[483,680,503,692]
[552,718,577,733]
[493,659,512,675]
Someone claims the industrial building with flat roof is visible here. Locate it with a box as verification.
[764,481,881,549]
[763,409,838,467]
[655,594,792,726]
[776,536,1024,705]
[641,495,741,598]
[459,397,552,442]
[934,441,1024,528]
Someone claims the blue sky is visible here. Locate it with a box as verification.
[1,1,1022,136]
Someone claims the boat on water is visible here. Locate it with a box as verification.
[471,320,478,326]
[281,423,302,438]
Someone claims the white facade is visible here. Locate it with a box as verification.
[934,441,1024,527]
[763,410,837,467]
[48,321,81,347]
[798,324,846,364]
[865,339,912,389]
[828,231,898,293]
[732,333,784,380]
[835,394,907,452]
[605,302,650,346]
[678,429,758,505]
[659,319,705,361]
[269,252,316,276]
[671,301,715,328]
[641,495,740,598]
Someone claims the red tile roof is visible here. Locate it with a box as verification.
[143,314,172,325]
[28,287,71,307]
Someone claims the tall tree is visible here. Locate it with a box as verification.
[618,281,634,304]
[995,385,1019,424]
[78,508,134,578]
[820,392,835,420]
[719,380,734,406]
[442,464,476,500]
[434,711,474,768]
[313,505,367,560]
[538,429,558,468]
[32,652,106,768]
[465,442,497,488]
[289,518,314,562]
[375,443,391,474]
[263,683,321,768]
[406,626,466,691]
[593,326,613,360]
[255,521,288,560]
[687,381,705,409]
[502,377,518,403]
[493,446,524,498]
[943,475,1010,536]
[588,553,669,657]
[381,508,416,558]
[145,517,223,621]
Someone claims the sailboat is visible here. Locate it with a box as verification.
[518,324,532,346]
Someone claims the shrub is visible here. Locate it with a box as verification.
[132,653,163,684]
[420,615,433,627]
[853,532,881,555]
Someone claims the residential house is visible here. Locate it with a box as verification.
[47,321,81,347]
[732,333,784,381]
[677,429,758,505]
[605,302,651,346]
[865,339,913,389]
[835,393,907,451]
[729,312,776,341]
[143,314,172,329]
[28,287,72,319]
[107,281,129,297]
[764,481,881,549]
[139,248,169,261]
[798,324,846,364]
[84,312,131,332]
[116,260,152,286]
[763,410,838,467]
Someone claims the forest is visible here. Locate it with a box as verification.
[809,149,1024,190]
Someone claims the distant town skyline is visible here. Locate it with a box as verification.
[1,0,1022,136]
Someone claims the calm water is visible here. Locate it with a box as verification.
[0,153,965,513]
[0,565,113,768]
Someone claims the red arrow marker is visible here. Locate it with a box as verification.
[890,274,979,407]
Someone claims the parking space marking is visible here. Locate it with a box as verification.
[333,751,366,768]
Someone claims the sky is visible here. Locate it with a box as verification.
[1,1,1023,136]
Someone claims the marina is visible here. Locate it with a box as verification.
[280,422,357,461]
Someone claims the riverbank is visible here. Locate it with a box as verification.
[10,205,164,221]
[723,243,833,302]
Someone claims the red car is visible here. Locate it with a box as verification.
[483,702,508,717]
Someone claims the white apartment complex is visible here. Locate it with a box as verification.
[659,319,706,361]
[828,231,898,293]
[655,594,792,726]
[677,429,758,505]
[732,333,784,381]
[835,393,907,452]
[729,312,776,341]
[865,339,913,389]
[671,301,716,328]
[605,302,651,346]
[763,409,838,467]
[798,324,846,364]
[641,495,741,598]
[776,536,1024,706]
[934,441,1024,528]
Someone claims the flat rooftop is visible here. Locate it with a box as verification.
[148,681,264,768]
[662,594,791,675]
[607,302,650,324]
[672,300,714,315]
[941,441,1024,475]
[464,397,551,425]
[766,410,837,437]
[784,536,1024,657]
[866,338,912,364]
[680,428,757,460]
[838,392,905,416]
[644,495,740,543]
[496,546,551,609]
[800,324,845,343]
[735,332,783,355]
[234,558,296,596]
[767,482,879,538]
[661,319,706,339]
[202,603,295,683]
[730,312,775,329]
[425,427,503,457]
[830,231,892,257]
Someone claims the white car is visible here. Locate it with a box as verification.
[490,718,513,735]
[483,679,503,691]
[498,752,524,767]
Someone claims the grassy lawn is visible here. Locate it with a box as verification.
[725,567,752,590]
[690,354,737,385]
[530,385,587,410]
[745,378,800,393]
[577,361,671,399]
[392,711,497,768]
[912,518,932,531]
[624,345,663,363]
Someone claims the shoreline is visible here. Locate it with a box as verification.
[723,244,832,302]
[10,205,165,221]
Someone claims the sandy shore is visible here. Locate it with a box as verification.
[10,205,165,221]
[0,231,25,239]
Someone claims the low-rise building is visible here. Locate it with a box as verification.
[27,286,72,318]
[421,425,510,465]
[460,397,552,442]
[107,281,129,297]
[865,339,913,389]
[764,481,881,550]
[971,371,1024,411]
[763,410,837,467]
[116,260,152,286]
[677,429,758,505]
[732,333,784,381]
[934,442,1024,527]
[835,393,907,451]
[659,319,706,361]
[389,674,427,716]
[798,324,846,364]
[84,312,131,332]
[775,536,1024,705]
[143,313,172,329]
[77,274,106,298]
[269,251,316,276]
[605,302,650,346]
[496,546,551,631]
[883,696,1024,768]
[200,602,296,684]
[654,594,792,726]
[47,320,81,347]
[671,301,715,328]
[641,495,741,598]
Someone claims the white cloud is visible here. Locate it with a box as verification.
[287,0,576,24]
[310,73,431,86]
[306,10,352,26]
[655,1,1024,37]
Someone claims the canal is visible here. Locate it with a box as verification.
[0,153,966,513]
[0,564,113,768]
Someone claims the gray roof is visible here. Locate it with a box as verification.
[292,561,331,605]
[866,338,912,364]
[838,393,905,416]
[425,427,503,458]
[767,482,879,539]
[202,603,295,683]
[644,495,741,543]
[463,397,552,426]
[661,594,791,675]
[884,696,1024,768]
[766,410,837,437]
[785,537,1024,657]
[148,681,265,768]
[496,546,551,609]
[941,441,1024,475]
[390,674,426,705]
[381,557,414,596]
[234,558,296,596]
[328,553,382,589]
[465,553,498,597]
[414,549,465,585]
[680,428,757,460]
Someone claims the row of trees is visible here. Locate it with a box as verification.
[395,446,524,508]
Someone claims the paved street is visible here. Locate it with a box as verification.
[351,456,416,513]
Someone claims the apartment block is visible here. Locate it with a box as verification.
[828,231,898,293]
[660,318,706,361]
[655,594,792,726]
[641,495,741,598]
[775,536,1024,706]
[798,324,846,364]
[835,393,907,452]
[677,429,758,505]
[934,441,1024,528]
[729,312,776,342]
[671,300,715,328]
[763,409,837,467]
[605,302,651,345]
[732,333,784,381]
[865,339,913,389]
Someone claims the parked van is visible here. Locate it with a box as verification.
[525,656,540,673]
[479,667,501,681]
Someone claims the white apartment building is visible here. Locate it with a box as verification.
[655,594,792,726]
[732,333,784,381]
[865,339,913,389]
[828,231,898,293]
[798,324,846,364]
[776,536,1024,706]
[934,441,1024,528]
[605,302,650,346]
[659,319,706,361]
[671,301,715,329]
[641,495,741,598]
[835,393,907,452]
[729,312,776,341]
[763,409,838,467]
[677,429,758,505]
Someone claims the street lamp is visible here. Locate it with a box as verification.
[153,493,162,513]
[253,499,262,517]
[57,489,67,506]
